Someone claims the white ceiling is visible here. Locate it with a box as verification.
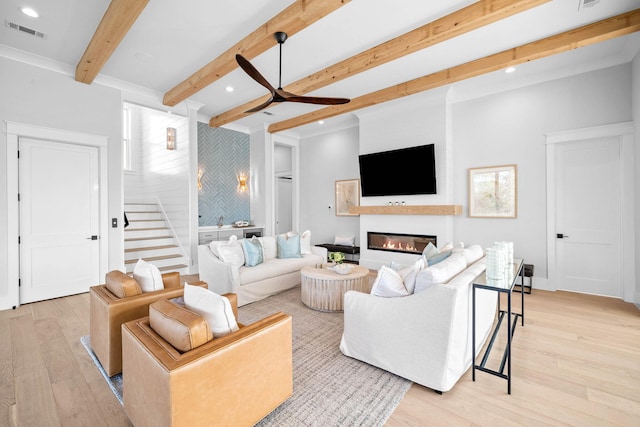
[1,0,638,137]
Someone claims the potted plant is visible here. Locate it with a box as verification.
[328,251,346,265]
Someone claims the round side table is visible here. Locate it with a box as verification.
[300,265,370,312]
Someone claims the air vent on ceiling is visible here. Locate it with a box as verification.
[5,20,46,39]
[578,0,600,11]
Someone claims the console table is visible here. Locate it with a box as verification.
[472,259,525,394]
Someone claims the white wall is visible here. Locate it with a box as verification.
[250,129,268,233]
[452,64,633,285]
[0,57,122,305]
[633,51,640,305]
[299,126,360,246]
[356,88,453,269]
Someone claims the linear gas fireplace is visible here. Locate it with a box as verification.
[367,232,437,255]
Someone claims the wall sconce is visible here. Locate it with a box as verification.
[197,169,203,190]
[166,127,176,150]
[237,172,248,193]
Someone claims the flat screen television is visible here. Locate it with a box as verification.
[358,144,436,197]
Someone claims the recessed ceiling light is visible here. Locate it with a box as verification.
[505,66,516,74]
[225,86,234,93]
[318,120,324,125]
[20,7,39,18]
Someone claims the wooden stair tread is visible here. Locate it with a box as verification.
[125,236,172,242]
[125,211,159,214]
[158,264,188,271]
[124,254,182,264]
[125,227,168,232]
[125,245,178,253]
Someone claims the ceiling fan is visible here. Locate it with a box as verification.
[236,31,350,113]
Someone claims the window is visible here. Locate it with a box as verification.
[122,106,132,171]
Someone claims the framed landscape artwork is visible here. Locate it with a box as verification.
[468,164,517,218]
[335,179,360,216]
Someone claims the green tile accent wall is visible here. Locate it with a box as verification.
[197,123,250,227]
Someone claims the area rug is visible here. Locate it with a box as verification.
[81,285,411,426]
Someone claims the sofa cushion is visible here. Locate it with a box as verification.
[370,266,408,297]
[460,244,484,266]
[414,252,467,293]
[105,270,142,298]
[133,259,164,292]
[242,236,264,267]
[149,299,212,352]
[209,235,245,267]
[259,236,277,260]
[184,284,239,338]
[238,254,321,285]
[277,234,301,259]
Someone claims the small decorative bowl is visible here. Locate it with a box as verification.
[333,263,354,275]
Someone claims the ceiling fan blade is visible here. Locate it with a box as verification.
[282,95,351,106]
[244,97,275,113]
[235,54,276,95]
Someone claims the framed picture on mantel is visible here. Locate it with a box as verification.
[468,164,517,218]
[335,179,360,216]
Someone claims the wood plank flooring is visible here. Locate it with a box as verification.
[0,280,638,426]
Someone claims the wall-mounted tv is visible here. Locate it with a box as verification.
[358,144,436,197]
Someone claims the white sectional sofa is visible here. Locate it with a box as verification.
[198,233,327,306]
[340,245,497,393]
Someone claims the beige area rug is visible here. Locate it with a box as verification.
[82,285,411,426]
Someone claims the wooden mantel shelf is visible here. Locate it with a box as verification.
[349,205,462,216]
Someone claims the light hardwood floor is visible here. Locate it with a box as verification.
[1,281,639,426]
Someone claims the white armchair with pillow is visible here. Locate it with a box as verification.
[340,244,497,393]
[198,231,327,306]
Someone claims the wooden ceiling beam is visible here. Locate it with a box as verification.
[75,0,149,84]
[209,0,550,127]
[267,9,640,133]
[163,0,350,107]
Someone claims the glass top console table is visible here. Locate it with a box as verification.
[472,258,525,395]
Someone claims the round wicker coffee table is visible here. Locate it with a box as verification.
[300,265,370,312]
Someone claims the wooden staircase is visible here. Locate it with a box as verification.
[124,202,188,274]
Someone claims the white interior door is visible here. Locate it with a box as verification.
[554,137,622,298]
[19,138,101,304]
[276,177,293,234]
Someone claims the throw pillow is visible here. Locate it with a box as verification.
[242,236,264,267]
[209,235,245,267]
[149,299,212,352]
[183,284,239,338]
[300,229,312,254]
[334,234,355,246]
[426,249,452,266]
[132,259,164,292]
[258,236,277,259]
[370,266,408,297]
[277,234,301,259]
[398,257,426,294]
[439,242,454,252]
[421,242,439,260]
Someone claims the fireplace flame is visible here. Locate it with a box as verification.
[382,241,417,252]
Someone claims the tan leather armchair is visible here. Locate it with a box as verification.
[89,270,207,376]
[121,297,292,427]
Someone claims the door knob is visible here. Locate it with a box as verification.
[556,233,569,239]
[86,235,99,240]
